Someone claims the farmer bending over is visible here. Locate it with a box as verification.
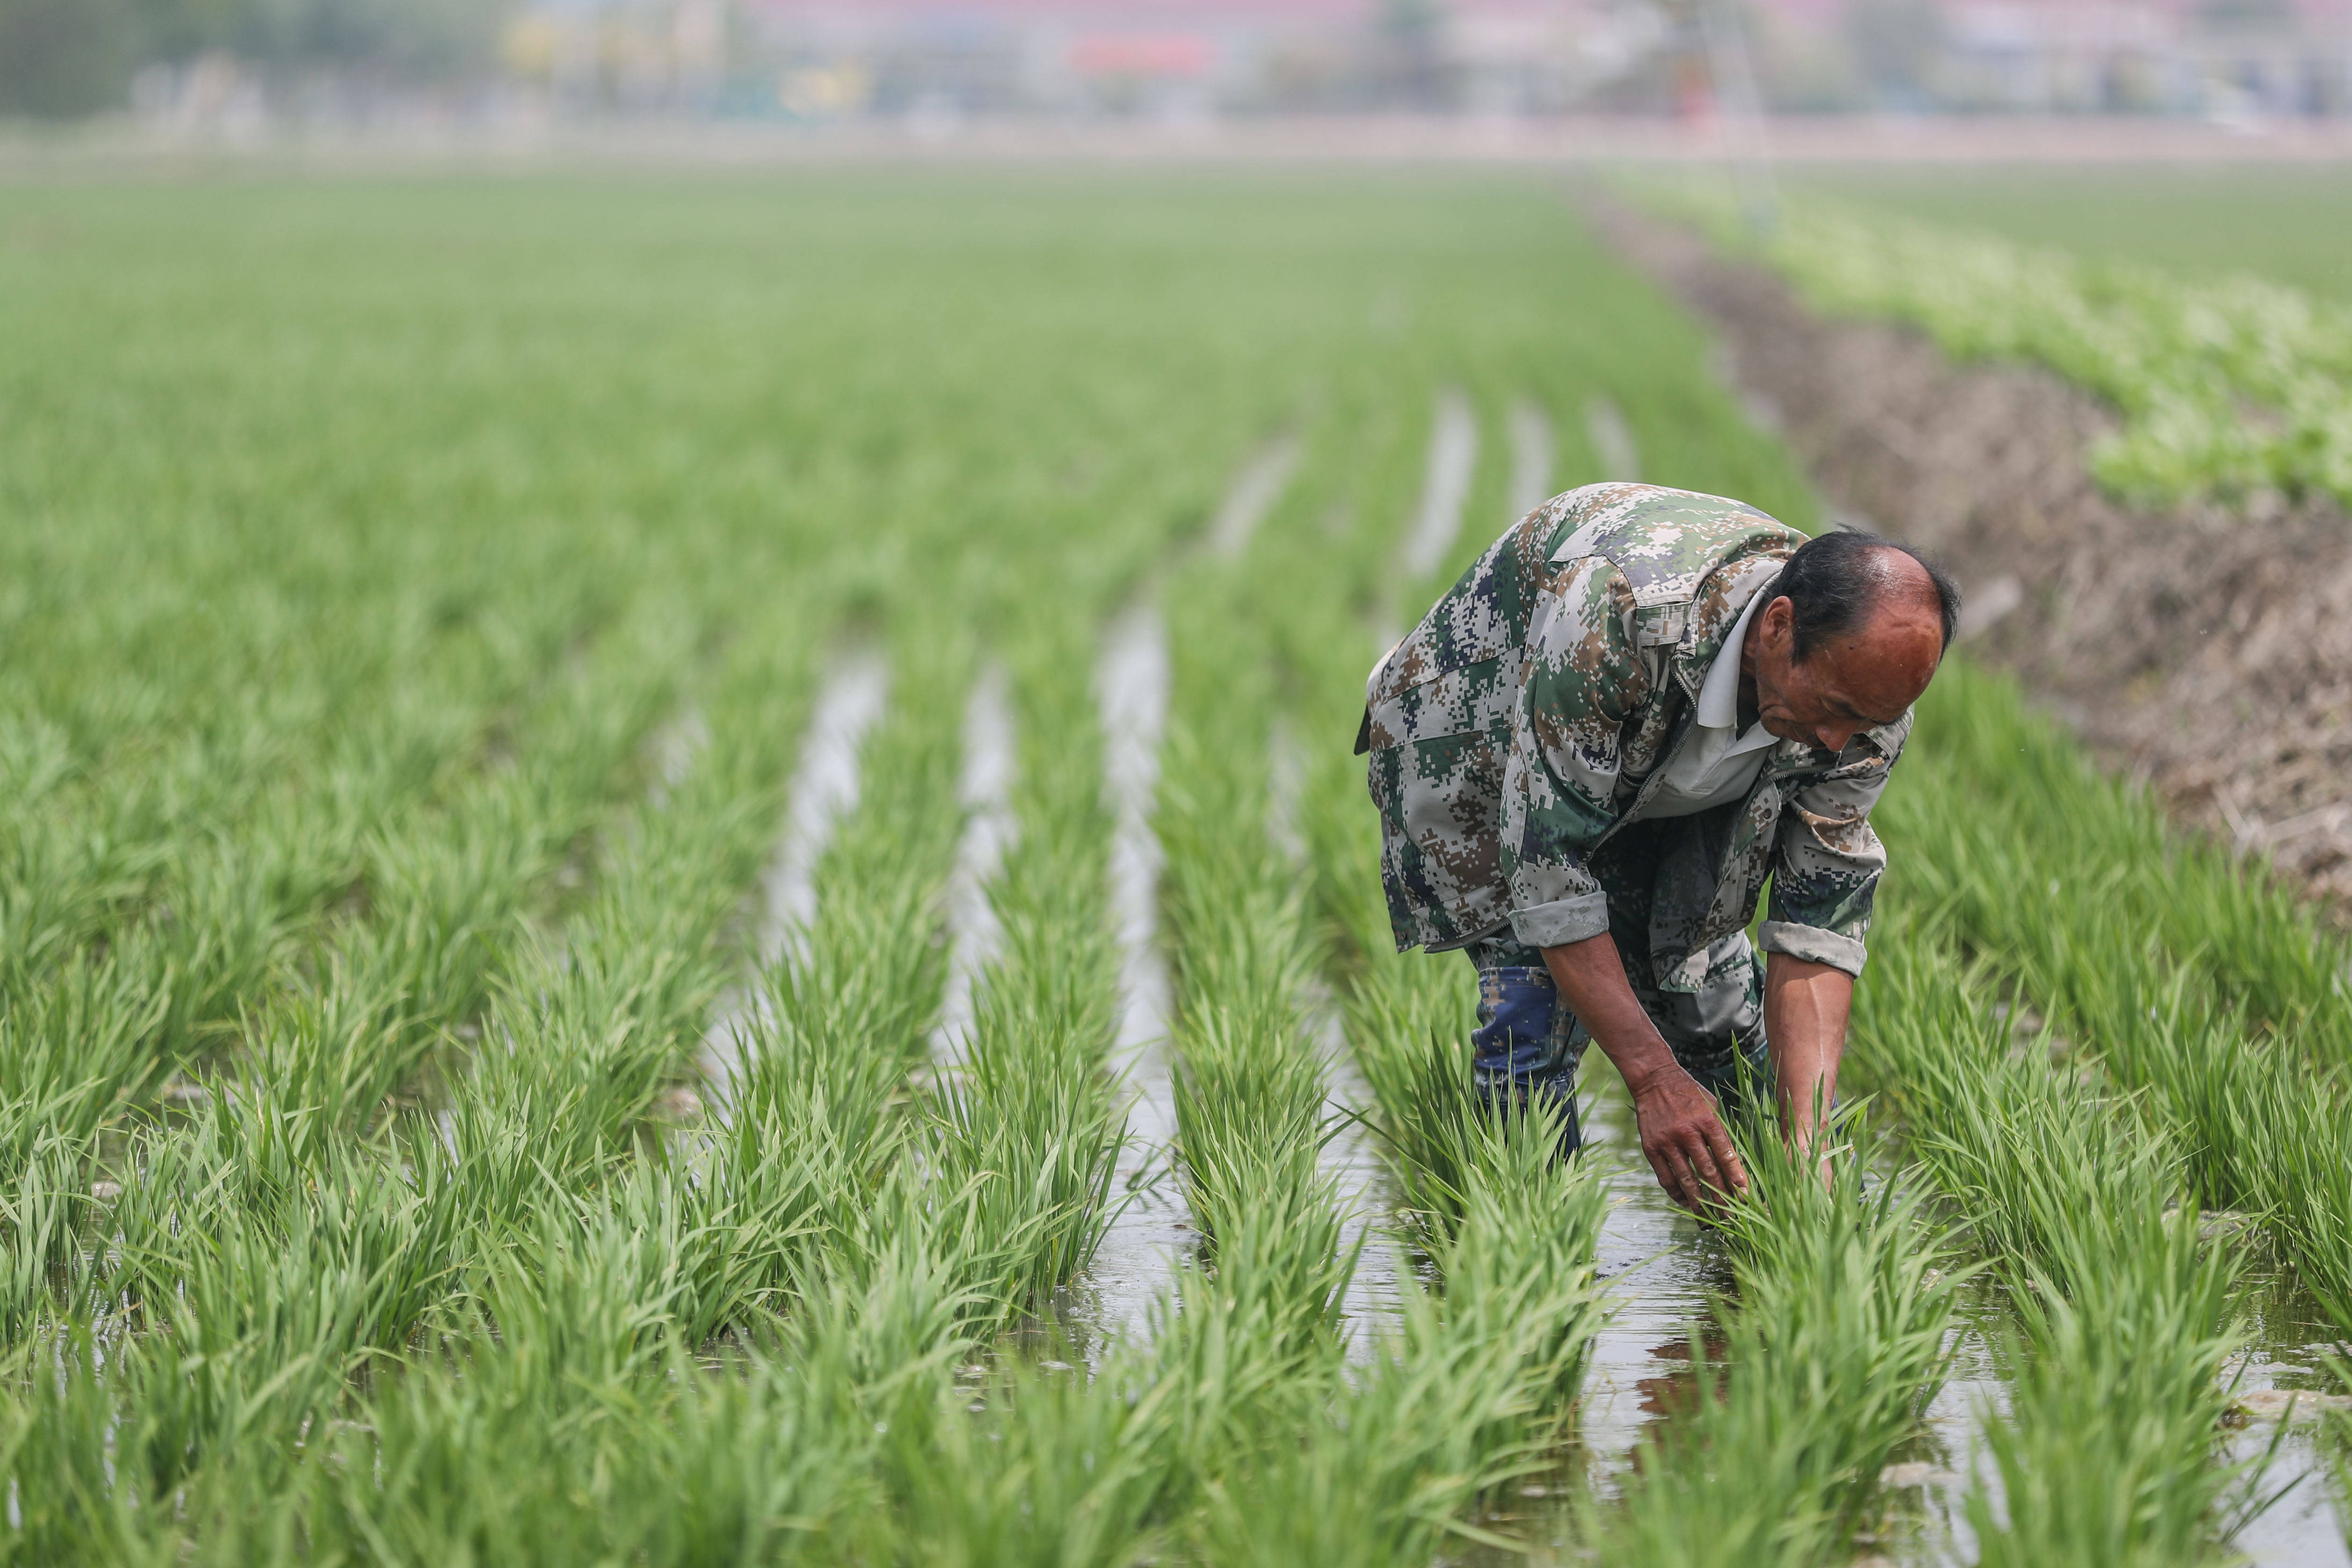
[1358,484,1958,1210]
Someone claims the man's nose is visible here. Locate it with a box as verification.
[1816,723,1860,754]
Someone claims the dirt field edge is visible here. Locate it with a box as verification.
[1592,193,2352,914]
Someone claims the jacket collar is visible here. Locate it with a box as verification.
[1668,555,1786,702]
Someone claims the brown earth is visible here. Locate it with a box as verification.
[1593,197,2352,912]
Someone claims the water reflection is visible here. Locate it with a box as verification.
[1574,1063,1739,1486]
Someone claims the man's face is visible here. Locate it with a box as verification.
[1743,591,1944,756]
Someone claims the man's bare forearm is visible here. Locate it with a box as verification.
[1539,932,1747,1207]
[1763,953,1853,1148]
[1538,932,1677,1093]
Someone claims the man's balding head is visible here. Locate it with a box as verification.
[1741,529,1961,756]
[1778,528,1961,663]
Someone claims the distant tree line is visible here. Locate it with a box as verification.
[0,0,517,119]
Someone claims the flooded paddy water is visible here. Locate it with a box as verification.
[948,394,2344,1559]
[1045,1017,2349,1564]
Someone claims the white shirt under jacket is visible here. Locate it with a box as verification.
[1631,565,1782,820]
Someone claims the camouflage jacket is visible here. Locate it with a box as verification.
[1359,483,1909,991]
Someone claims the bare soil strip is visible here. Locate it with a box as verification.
[1209,436,1303,559]
[929,665,1018,1068]
[1084,603,1188,1347]
[1509,398,1556,519]
[699,648,889,1097]
[1596,197,2352,911]
[1584,394,1641,484]
[1400,388,1479,583]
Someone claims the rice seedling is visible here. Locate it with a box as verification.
[923,620,1129,1308]
[1194,1230,1603,1567]
[1572,1119,1962,1568]
[1881,662,2352,1337]
[1854,912,2263,1565]
[1891,662,2349,1053]
[717,643,963,1192]
[1158,565,1359,1354]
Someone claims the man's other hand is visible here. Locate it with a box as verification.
[1630,1068,1748,1212]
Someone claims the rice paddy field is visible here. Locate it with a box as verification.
[1791,166,2352,304]
[1,166,2350,1565]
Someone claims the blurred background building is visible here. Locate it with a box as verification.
[3,0,2348,128]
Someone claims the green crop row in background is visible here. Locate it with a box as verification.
[1638,172,2352,510]
[0,165,2345,1563]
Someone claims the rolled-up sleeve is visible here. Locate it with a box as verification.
[1762,715,1911,977]
[1500,560,1649,950]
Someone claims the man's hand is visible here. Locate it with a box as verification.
[1629,1065,1748,1212]
[1539,931,1751,1213]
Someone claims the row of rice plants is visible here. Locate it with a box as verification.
[1853,905,2262,1565]
[232,593,707,1147]
[1303,845,1628,1558]
[0,563,641,1187]
[0,582,835,1551]
[1576,1131,1959,1568]
[926,621,1129,1309]
[1158,565,1356,1361]
[1880,662,2352,1340]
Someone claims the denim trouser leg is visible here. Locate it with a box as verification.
[1463,939,1586,1156]
[1461,924,1771,1152]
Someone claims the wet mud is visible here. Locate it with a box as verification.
[1080,604,1189,1352]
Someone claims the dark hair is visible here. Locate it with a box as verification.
[1775,527,1961,662]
